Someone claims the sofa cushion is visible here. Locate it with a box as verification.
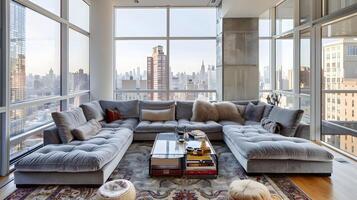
[80,101,105,121]
[244,121,260,126]
[223,125,333,162]
[244,103,265,122]
[178,119,222,133]
[176,101,194,120]
[268,106,304,137]
[135,121,178,133]
[52,108,87,143]
[15,128,133,172]
[215,102,244,124]
[258,102,274,118]
[72,119,102,140]
[100,118,138,131]
[218,120,243,126]
[191,100,219,122]
[141,108,175,121]
[231,100,259,106]
[100,100,139,119]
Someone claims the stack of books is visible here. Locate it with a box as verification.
[185,154,217,176]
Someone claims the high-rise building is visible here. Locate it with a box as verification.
[323,38,357,156]
[147,45,167,100]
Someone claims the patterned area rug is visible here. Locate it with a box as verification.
[6,142,310,200]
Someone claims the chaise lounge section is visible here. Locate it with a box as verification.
[14,100,333,186]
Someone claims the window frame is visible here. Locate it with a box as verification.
[113,7,218,100]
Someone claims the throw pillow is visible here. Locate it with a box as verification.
[261,118,281,134]
[72,119,102,140]
[215,102,244,124]
[191,100,219,122]
[258,102,274,118]
[51,108,87,143]
[141,108,175,121]
[106,108,122,123]
[80,101,105,121]
[268,106,304,137]
[236,105,246,117]
[244,102,265,122]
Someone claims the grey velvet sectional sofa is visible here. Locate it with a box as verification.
[14,100,334,186]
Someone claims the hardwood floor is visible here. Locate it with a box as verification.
[289,148,357,200]
[1,147,356,200]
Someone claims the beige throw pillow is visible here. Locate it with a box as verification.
[141,107,175,121]
[191,100,219,122]
[72,119,102,140]
[215,102,245,124]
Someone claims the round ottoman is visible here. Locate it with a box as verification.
[228,180,271,200]
[97,179,136,200]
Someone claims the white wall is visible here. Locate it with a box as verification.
[90,0,114,100]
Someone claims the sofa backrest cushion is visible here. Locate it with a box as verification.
[141,108,175,121]
[215,102,244,124]
[191,100,219,122]
[176,101,194,120]
[51,107,87,143]
[72,119,102,140]
[258,102,274,118]
[244,102,265,122]
[99,100,139,119]
[268,106,304,137]
[80,101,105,121]
[139,100,175,120]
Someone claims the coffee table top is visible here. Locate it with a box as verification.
[150,132,216,159]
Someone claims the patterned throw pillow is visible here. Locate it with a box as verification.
[261,117,281,134]
[106,108,122,123]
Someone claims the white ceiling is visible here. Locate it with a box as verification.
[222,0,280,17]
[113,0,279,17]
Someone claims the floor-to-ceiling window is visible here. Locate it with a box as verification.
[1,0,90,174]
[114,7,217,101]
[259,0,357,158]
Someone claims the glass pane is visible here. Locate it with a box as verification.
[115,8,166,37]
[276,35,293,91]
[69,29,89,93]
[259,39,271,90]
[115,92,167,101]
[279,93,295,109]
[169,92,217,101]
[325,0,357,15]
[69,0,89,32]
[321,14,357,158]
[300,31,311,94]
[276,0,294,35]
[10,131,43,160]
[259,9,271,37]
[300,95,311,123]
[299,0,312,24]
[170,40,217,91]
[170,8,216,37]
[69,94,90,110]
[29,0,60,16]
[115,40,167,100]
[10,101,60,137]
[10,2,61,103]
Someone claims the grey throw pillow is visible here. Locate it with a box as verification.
[268,106,304,137]
[258,102,274,118]
[72,119,102,140]
[261,118,281,134]
[80,101,105,121]
[244,102,265,122]
[51,108,87,143]
[176,101,194,120]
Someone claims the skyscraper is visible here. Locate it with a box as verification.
[147,45,167,100]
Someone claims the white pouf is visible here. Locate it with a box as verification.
[228,180,272,200]
[97,179,136,200]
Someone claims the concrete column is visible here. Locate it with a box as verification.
[90,0,114,100]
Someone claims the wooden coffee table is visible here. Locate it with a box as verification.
[149,132,218,178]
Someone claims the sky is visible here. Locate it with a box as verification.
[115,8,217,74]
[13,0,89,76]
